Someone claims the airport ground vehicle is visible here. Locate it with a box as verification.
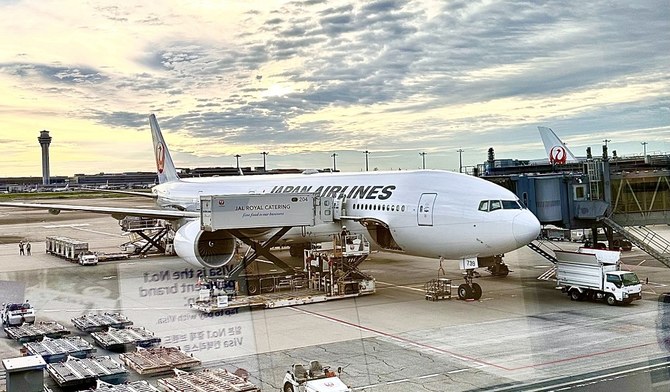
[283,361,351,392]
[78,251,99,265]
[1,301,36,326]
[555,248,642,305]
[46,236,90,261]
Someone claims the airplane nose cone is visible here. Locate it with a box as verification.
[513,211,541,246]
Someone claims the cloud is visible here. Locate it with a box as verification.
[0,0,668,176]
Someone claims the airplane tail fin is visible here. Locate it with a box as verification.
[538,126,577,164]
[149,114,180,184]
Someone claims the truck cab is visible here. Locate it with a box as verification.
[1,301,36,326]
[283,361,351,392]
[604,271,642,304]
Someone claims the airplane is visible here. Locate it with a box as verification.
[52,183,70,192]
[0,114,541,300]
[538,126,579,164]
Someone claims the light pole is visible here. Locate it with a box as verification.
[419,152,427,169]
[260,151,268,172]
[603,139,611,147]
[364,150,369,171]
[234,154,241,171]
[457,148,464,173]
[331,153,338,171]
[641,142,648,157]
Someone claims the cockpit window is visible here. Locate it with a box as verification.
[478,200,489,212]
[490,200,502,211]
[502,200,522,209]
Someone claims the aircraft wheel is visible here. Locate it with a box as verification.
[471,283,482,300]
[283,383,294,392]
[457,284,472,300]
[606,294,618,306]
[497,264,510,277]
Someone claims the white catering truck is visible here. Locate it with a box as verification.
[554,248,642,305]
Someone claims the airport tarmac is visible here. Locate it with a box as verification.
[1,197,670,391]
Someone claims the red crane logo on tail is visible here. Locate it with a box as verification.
[156,143,165,173]
[549,146,567,164]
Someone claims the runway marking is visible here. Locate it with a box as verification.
[290,306,661,372]
[43,223,90,228]
[354,372,466,390]
[509,361,670,392]
[375,280,425,293]
[43,223,123,237]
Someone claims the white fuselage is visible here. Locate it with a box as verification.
[151,170,540,260]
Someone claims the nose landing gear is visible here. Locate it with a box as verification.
[457,269,482,300]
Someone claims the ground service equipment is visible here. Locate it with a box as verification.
[555,248,642,305]
[45,236,90,261]
[1,301,35,326]
[283,361,351,392]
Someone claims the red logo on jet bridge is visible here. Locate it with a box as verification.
[549,146,567,164]
[156,143,165,173]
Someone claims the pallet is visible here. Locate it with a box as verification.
[120,347,201,375]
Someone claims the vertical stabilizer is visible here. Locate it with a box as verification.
[149,114,180,184]
[538,126,578,164]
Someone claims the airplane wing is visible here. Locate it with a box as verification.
[0,202,198,220]
[79,187,158,198]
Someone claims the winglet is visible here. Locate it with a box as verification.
[538,126,578,164]
[149,114,180,183]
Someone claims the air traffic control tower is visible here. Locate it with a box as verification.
[37,130,52,185]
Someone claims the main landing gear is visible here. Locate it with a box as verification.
[457,269,482,300]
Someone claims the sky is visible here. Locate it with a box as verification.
[0,0,668,177]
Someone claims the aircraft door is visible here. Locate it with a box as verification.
[417,193,437,226]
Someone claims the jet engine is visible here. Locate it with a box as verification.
[173,220,237,268]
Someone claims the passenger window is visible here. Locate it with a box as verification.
[478,201,489,212]
[490,200,502,211]
[401,205,406,212]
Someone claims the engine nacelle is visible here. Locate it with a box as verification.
[173,220,237,268]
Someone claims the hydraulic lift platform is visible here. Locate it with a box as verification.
[190,234,375,313]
